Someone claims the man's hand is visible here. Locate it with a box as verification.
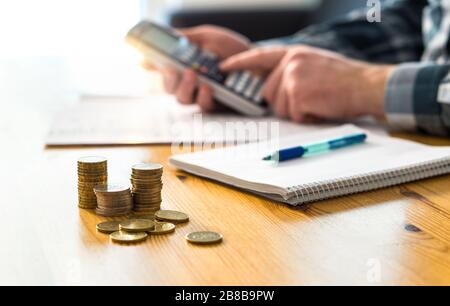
[221,46,394,122]
[153,25,251,112]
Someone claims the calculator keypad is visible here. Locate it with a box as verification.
[174,44,266,106]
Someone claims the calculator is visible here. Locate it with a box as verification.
[126,21,268,116]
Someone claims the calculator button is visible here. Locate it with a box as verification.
[198,55,208,67]
[202,50,217,59]
[252,81,265,104]
[180,48,199,65]
[207,67,225,83]
[234,72,251,94]
[253,89,264,104]
[244,77,261,98]
[203,57,219,70]
[225,72,241,89]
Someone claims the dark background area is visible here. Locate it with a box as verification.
[168,0,377,41]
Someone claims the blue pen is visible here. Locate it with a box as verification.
[263,133,367,162]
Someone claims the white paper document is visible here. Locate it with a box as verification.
[46,95,326,146]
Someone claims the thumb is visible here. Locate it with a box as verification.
[220,47,287,72]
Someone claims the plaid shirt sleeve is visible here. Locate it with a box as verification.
[257,0,426,64]
[258,0,450,136]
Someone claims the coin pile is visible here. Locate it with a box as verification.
[96,210,223,245]
[97,218,176,244]
[131,163,163,213]
[94,185,133,217]
[78,157,108,209]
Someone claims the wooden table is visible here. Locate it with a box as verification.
[1,58,449,285]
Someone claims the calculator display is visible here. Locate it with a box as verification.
[140,27,180,54]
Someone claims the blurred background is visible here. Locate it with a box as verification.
[0,0,371,57]
[0,0,372,138]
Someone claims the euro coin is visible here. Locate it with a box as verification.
[94,185,130,194]
[131,163,163,213]
[148,222,175,235]
[155,210,189,223]
[186,231,223,245]
[96,221,121,234]
[119,219,155,233]
[129,214,155,221]
[95,210,131,217]
[110,231,148,244]
[94,184,133,217]
[132,163,163,172]
[77,156,107,209]
[78,156,107,165]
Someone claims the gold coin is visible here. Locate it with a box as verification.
[155,210,189,223]
[186,231,223,245]
[78,156,107,164]
[110,231,148,244]
[78,177,108,182]
[96,210,131,217]
[94,185,130,194]
[119,219,155,233]
[129,214,155,220]
[77,167,107,172]
[96,221,121,234]
[148,222,175,235]
[132,163,163,173]
[78,205,96,209]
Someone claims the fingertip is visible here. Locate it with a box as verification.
[219,60,232,71]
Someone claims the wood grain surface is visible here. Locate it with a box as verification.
[0,59,449,285]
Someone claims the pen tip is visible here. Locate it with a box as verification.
[263,156,272,161]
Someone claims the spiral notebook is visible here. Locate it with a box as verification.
[169,125,450,206]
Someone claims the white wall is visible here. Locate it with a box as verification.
[0,0,141,57]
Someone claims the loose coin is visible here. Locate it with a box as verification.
[96,221,121,234]
[155,210,189,223]
[110,231,148,244]
[119,219,155,233]
[186,231,223,245]
[148,222,176,235]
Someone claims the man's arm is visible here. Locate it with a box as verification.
[256,0,450,136]
[258,0,427,64]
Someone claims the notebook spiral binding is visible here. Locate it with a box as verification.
[286,157,450,205]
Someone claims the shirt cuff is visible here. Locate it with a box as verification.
[384,63,424,132]
[384,62,450,136]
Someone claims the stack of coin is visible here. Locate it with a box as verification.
[131,163,163,213]
[78,157,108,209]
[94,185,133,217]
